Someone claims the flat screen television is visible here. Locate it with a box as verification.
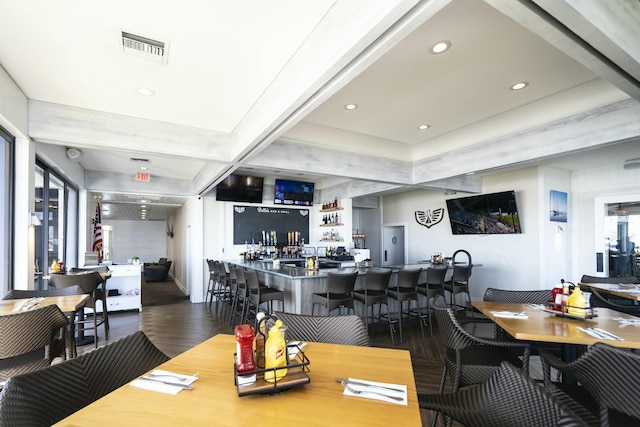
[215,174,264,203]
[274,179,314,206]
[445,190,522,234]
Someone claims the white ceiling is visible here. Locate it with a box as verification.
[1,0,639,220]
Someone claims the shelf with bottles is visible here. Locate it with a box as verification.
[320,211,343,226]
[320,223,344,227]
[319,207,343,213]
[320,239,344,242]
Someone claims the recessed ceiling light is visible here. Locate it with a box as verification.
[417,124,430,130]
[510,82,529,90]
[465,172,476,176]
[344,104,358,110]
[140,166,148,170]
[136,87,156,96]
[431,41,451,54]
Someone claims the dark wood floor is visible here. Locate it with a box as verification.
[77,279,486,426]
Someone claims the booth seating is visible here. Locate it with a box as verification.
[144,259,172,282]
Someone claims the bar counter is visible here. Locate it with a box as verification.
[225,259,439,315]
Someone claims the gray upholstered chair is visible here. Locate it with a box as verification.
[242,268,284,323]
[144,260,172,282]
[273,311,370,346]
[0,305,69,383]
[0,331,169,427]
[386,268,423,344]
[352,268,392,337]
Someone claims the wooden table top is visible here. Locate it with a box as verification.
[54,334,421,426]
[579,282,640,301]
[0,294,89,316]
[472,301,640,349]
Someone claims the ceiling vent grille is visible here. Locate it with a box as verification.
[121,32,168,64]
[130,157,150,164]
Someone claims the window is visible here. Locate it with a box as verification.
[0,127,14,293]
[34,160,78,289]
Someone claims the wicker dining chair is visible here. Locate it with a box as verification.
[273,311,370,346]
[0,305,69,383]
[0,331,169,427]
[419,361,597,427]
[540,342,640,426]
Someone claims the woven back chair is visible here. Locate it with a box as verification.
[0,305,69,382]
[2,285,84,300]
[432,295,530,395]
[0,331,169,427]
[419,361,596,427]
[579,285,640,316]
[274,311,370,346]
[540,342,640,426]
[482,287,551,304]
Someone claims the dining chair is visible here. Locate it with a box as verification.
[386,268,423,344]
[0,331,169,427]
[229,266,248,326]
[352,269,393,338]
[213,260,231,314]
[242,268,284,323]
[419,361,597,427]
[273,311,370,346]
[540,342,640,426]
[0,305,69,384]
[311,271,359,316]
[48,271,109,348]
[416,267,447,336]
[443,249,473,315]
[2,285,85,359]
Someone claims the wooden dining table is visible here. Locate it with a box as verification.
[579,282,640,302]
[472,301,640,350]
[53,334,422,426]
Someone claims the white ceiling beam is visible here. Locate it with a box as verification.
[85,170,192,197]
[28,101,231,161]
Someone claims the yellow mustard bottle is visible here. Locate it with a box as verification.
[264,319,287,382]
[567,285,586,317]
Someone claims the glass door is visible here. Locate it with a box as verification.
[604,202,640,277]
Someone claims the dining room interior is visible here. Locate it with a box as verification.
[1,0,640,425]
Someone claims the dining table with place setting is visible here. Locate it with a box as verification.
[472,300,640,353]
[53,333,421,426]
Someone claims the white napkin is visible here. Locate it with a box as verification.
[342,378,407,405]
[130,370,198,394]
[490,311,528,319]
[614,317,640,326]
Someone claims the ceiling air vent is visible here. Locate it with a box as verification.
[121,31,168,64]
[130,157,150,164]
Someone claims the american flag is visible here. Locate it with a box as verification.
[92,201,103,255]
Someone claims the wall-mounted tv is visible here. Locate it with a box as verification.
[445,190,522,234]
[215,174,264,203]
[274,179,314,206]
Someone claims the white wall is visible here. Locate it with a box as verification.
[169,196,203,302]
[105,219,167,264]
[382,167,541,301]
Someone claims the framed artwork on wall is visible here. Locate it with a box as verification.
[550,190,568,222]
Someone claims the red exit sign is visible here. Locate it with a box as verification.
[135,172,150,182]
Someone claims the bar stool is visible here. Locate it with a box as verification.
[312,271,358,316]
[352,269,392,338]
[204,259,216,309]
[443,249,473,314]
[242,269,284,323]
[229,267,247,326]
[386,268,423,345]
[417,267,447,335]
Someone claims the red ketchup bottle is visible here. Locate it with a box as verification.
[551,284,563,310]
[235,324,256,373]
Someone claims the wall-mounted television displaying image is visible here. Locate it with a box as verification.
[445,190,522,234]
[274,179,314,206]
[215,174,264,203]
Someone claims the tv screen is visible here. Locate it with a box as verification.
[215,174,264,203]
[446,190,522,234]
[274,179,314,206]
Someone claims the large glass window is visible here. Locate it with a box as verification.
[604,202,640,277]
[35,160,78,289]
[0,127,14,294]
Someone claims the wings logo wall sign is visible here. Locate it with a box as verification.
[415,208,445,229]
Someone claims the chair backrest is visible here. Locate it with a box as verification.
[326,271,358,294]
[363,269,392,292]
[581,286,640,316]
[545,342,640,423]
[483,288,551,304]
[0,305,69,382]
[233,267,246,287]
[244,269,261,291]
[0,331,169,427]
[214,261,227,284]
[432,295,481,351]
[452,249,472,265]
[580,274,639,284]
[396,268,422,290]
[2,285,83,300]
[273,311,370,346]
[425,267,447,286]
[418,361,593,427]
[49,271,103,294]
